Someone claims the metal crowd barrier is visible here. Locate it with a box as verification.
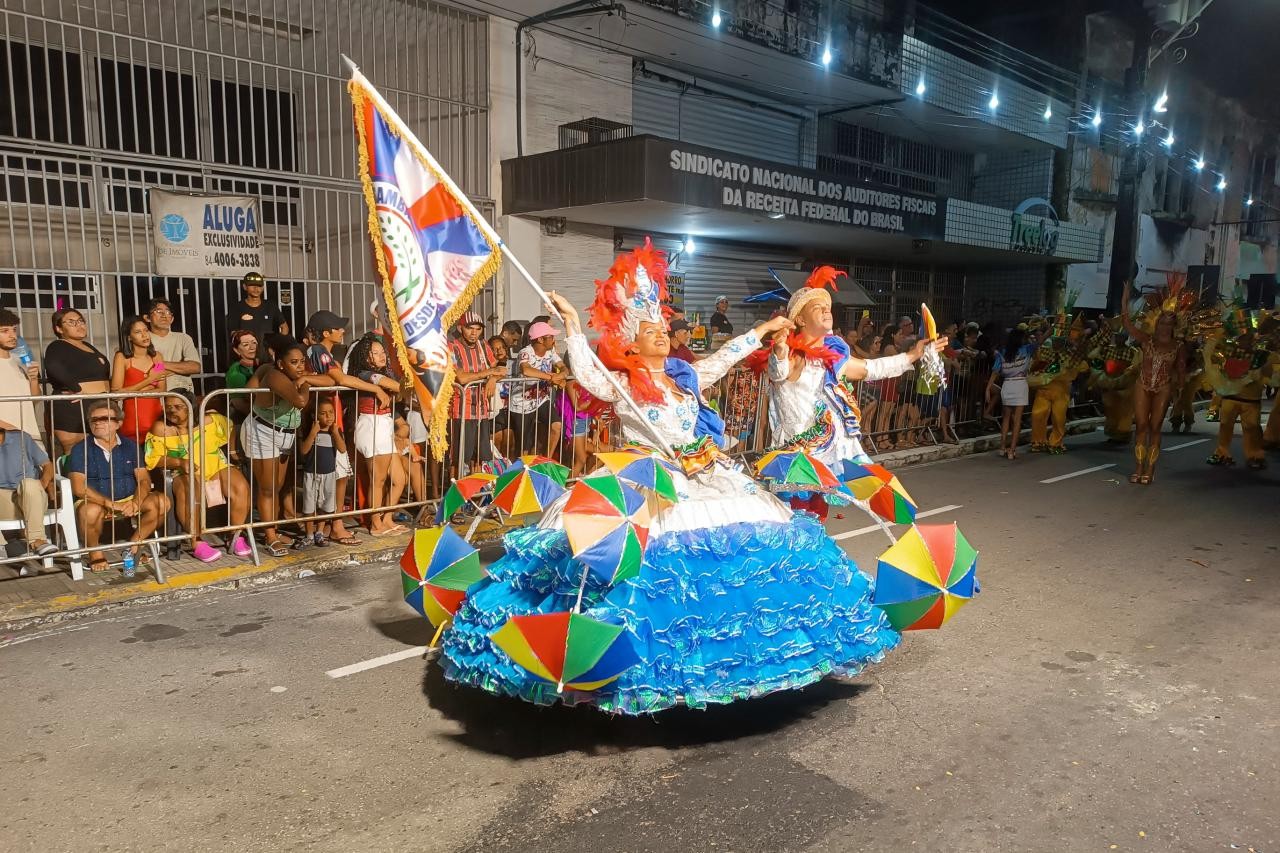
[0,390,194,583]
[199,386,437,561]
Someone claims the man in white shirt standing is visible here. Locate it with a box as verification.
[145,298,202,394]
[0,308,44,447]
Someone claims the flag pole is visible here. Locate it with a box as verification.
[344,58,676,458]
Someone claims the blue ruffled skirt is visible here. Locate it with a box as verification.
[440,492,900,714]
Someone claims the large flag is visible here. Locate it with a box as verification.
[349,76,500,458]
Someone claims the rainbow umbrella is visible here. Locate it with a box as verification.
[491,459,568,516]
[843,463,918,524]
[490,611,641,691]
[756,450,845,491]
[562,473,649,585]
[399,525,485,591]
[437,472,497,523]
[402,578,466,630]
[873,523,979,631]
[593,448,682,505]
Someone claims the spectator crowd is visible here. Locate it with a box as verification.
[0,271,1075,583]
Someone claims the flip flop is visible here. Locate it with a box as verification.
[89,558,111,573]
[332,535,361,546]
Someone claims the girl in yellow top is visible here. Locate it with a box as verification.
[146,393,253,562]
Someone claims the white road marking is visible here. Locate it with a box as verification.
[1163,438,1210,452]
[1040,464,1116,484]
[832,505,964,540]
[326,646,428,679]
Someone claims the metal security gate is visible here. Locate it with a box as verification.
[0,0,493,386]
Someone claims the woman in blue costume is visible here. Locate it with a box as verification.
[440,242,900,714]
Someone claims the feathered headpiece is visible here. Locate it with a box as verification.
[786,266,846,321]
[586,238,670,404]
[1134,272,1199,338]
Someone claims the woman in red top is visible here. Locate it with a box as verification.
[111,315,169,444]
[347,334,406,535]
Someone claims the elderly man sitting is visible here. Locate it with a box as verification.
[0,425,57,574]
[67,399,171,575]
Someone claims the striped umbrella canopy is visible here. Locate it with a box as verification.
[437,472,497,523]
[490,611,641,692]
[843,462,918,525]
[873,523,979,631]
[562,472,650,586]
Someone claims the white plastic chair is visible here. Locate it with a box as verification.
[0,476,84,580]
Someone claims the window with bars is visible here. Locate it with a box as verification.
[0,40,88,146]
[210,80,298,173]
[0,272,99,311]
[98,59,199,159]
[1,154,92,207]
[818,118,972,197]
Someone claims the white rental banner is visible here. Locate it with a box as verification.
[150,189,263,277]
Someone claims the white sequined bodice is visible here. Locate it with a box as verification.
[566,331,761,449]
[768,359,827,444]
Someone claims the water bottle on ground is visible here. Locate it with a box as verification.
[13,336,32,368]
[121,551,136,579]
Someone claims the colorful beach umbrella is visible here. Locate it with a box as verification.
[756,449,845,492]
[562,473,649,585]
[513,455,571,484]
[843,463,918,524]
[491,460,568,516]
[399,525,485,592]
[593,448,682,505]
[437,472,497,522]
[873,523,979,631]
[490,611,641,691]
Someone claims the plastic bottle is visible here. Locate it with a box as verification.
[13,336,32,368]
[121,551,136,579]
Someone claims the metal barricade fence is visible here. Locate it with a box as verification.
[200,386,436,560]
[0,390,193,583]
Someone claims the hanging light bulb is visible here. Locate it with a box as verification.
[988,91,999,111]
[1043,103,1053,120]
[1194,157,1205,171]
[683,235,697,254]
[1246,196,1255,206]
[915,78,926,97]
[1135,119,1145,137]
[1091,110,1102,128]
[821,45,833,66]
[1154,91,1169,113]
[711,9,721,28]
[1216,176,1227,191]
[1163,131,1175,148]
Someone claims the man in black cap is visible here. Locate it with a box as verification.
[225,272,290,345]
[668,319,698,364]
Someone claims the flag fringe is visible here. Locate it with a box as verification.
[348,79,502,460]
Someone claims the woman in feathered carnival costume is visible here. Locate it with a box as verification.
[750,266,944,520]
[438,241,901,713]
[1203,304,1278,470]
[1120,275,1194,484]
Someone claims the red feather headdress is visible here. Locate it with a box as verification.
[586,238,671,404]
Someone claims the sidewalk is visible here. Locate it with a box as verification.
[0,417,1106,633]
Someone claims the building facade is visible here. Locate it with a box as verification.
[1,0,494,379]
[490,1,1105,334]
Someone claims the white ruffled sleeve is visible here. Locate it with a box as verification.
[767,351,791,382]
[694,331,762,387]
[565,334,623,402]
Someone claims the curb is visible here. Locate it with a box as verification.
[0,415,1113,634]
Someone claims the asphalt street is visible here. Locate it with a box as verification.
[1,420,1277,853]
